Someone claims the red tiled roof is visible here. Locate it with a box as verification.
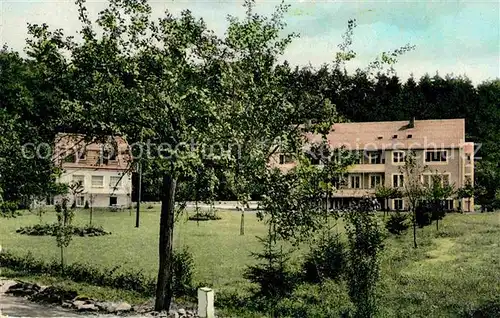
[304,119,466,150]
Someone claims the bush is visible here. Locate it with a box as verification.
[1,201,20,217]
[188,212,222,221]
[385,212,410,235]
[84,200,90,209]
[464,298,500,317]
[0,249,192,298]
[244,235,298,301]
[301,234,346,283]
[415,204,433,228]
[16,223,111,237]
[172,247,195,297]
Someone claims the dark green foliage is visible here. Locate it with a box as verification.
[16,223,111,237]
[188,211,222,221]
[0,201,20,217]
[301,234,346,283]
[171,247,195,298]
[415,204,433,228]
[244,235,298,301]
[385,212,410,235]
[0,249,193,298]
[463,298,500,318]
[344,198,385,318]
[84,200,90,209]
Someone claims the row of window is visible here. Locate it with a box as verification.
[63,148,119,164]
[345,173,451,189]
[280,150,450,165]
[392,199,454,211]
[72,175,123,188]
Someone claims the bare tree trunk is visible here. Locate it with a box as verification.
[60,246,64,274]
[240,208,245,235]
[155,174,177,311]
[436,218,439,231]
[413,209,418,248]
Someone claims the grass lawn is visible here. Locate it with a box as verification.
[1,208,500,317]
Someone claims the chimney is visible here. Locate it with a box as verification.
[408,117,415,129]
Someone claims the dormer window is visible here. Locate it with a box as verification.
[392,135,398,139]
[377,135,383,140]
[407,134,413,139]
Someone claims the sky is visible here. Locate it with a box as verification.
[0,0,499,84]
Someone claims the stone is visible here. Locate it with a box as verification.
[76,303,98,312]
[6,282,41,297]
[115,302,132,312]
[61,302,72,308]
[72,300,86,308]
[177,308,186,316]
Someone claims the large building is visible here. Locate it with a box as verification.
[271,118,475,212]
[54,133,133,208]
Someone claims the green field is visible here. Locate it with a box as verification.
[1,208,500,317]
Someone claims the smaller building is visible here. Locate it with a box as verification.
[54,133,133,208]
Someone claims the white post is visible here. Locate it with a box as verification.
[197,287,214,318]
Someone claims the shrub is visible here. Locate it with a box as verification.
[244,235,297,301]
[16,223,111,237]
[0,249,192,298]
[415,204,433,228]
[385,212,410,235]
[1,201,20,217]
[172,247,195,297]
[188,212,222,221]
[301,234,346,283]
[84,200,90,209]
[464,298,500,317]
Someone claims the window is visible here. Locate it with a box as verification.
[393,174,404,187]
[425,150,447,162]
[72,175,85,186]
[110,176,121,188]
[349,175,361,189]
[423,174,450,187]
[76,195,85,207]
[109,196,117,206]
[407,134,413,139]
[367,151,383,164]
[91,176,104,188]
[393,151,405,163]
[393,199,404,210]
[64,151,76,163]
[443,200,454,211]
[465,174,472,185]
[370,175,382,188]
[442,174,450,186]
[279,154,294,164]
[392,134,398,139]
[78,147,86,160]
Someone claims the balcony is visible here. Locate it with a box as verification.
[332,188,376,198]
[348,164,386,173]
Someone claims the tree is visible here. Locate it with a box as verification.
[26,0,320,310]
[425,174,455,231]
[344,198,385,318]
[55,197,74,272]
[375,185,399,217]
[399,151,427,248]
[68,180,84,209]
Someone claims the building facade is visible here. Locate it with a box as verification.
[54,133,133,208]
[271,118,475,212]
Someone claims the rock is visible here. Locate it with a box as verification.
[6,282,41,297]
[72,300,87,308]
[61,301,72,308]
[76,303,98,312]
[73,295,91,302]
[29,286,77,304]
[177,308,186,316]
[115,301,132,312]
